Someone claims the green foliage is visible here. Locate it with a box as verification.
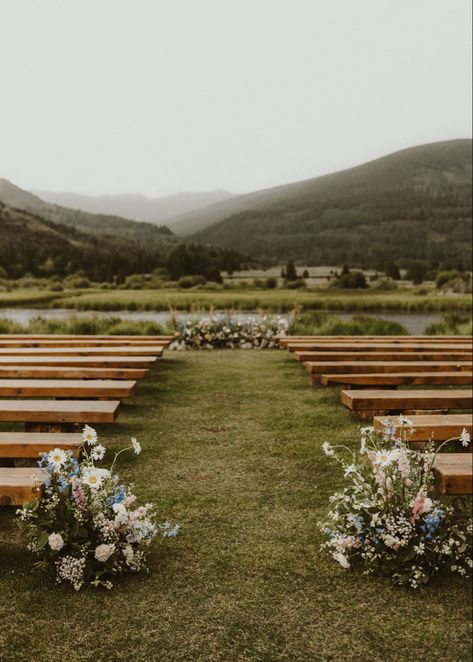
[264,276,278,289]
[331,271,368,289]
[284,260,298,281]
[289,312,408,336]
[0,315,168,336]
[285,279,306,290]
[178,274,207,289]
[425,312,473,336]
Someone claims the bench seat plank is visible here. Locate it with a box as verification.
[0,432,82,458]
[0,334,175,341]
[0,379,136,398]
[0,338,172,348]
[0,468,45,505]
[305,361,472,375]
[341,389,473,413]
[433,454,473,495]
[0,356,157,368]
[373,414,473,442]
[320,372,473,386]
[0,346,164,356]
[294,351,472,362]
[0,400,120,423]
[0,366,149,379]
[288,342,471,352]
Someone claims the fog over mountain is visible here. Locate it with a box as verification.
[31,189,235,226]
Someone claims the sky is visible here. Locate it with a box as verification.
[0,0,471,197]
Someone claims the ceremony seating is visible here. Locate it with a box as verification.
[0,379,136,398]
[0,468,45,506]
[373,414,473,442]
[340,389,472,418]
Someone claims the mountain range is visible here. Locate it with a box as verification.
[183,139,472,268]
[31,188,234,227]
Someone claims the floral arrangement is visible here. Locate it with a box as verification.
[171,315,288,350]
[321,418,472,588]
[17,426,179,590]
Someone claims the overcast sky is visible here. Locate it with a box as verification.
[0,0,471,197]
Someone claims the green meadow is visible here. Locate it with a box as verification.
[0,351,471,661]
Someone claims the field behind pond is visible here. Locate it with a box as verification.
[0,351,471,662]
[1,286,471,314]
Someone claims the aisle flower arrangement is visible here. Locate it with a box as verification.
[17,426,179,590]
[171,315,288,350]
[321,419,472,588]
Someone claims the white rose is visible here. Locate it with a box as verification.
[94,543,115,563]
[48,532,64,551]
[421,497,433,514]
[333,552,350,569]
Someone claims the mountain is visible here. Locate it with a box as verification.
[0,178,175,244]
[177,139,473,268]
[31,188,235,226]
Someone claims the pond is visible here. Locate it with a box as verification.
[0,308,442,334]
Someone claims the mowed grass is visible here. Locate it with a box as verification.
[0,351,471,661]
[55,287,472,313]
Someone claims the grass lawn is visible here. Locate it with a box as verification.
[0,350,471,661]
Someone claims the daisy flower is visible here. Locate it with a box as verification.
[82,425,98,446]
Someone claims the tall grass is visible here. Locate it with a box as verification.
[425,313,473,336]
[288,312,409,335]
[0,315,169,335]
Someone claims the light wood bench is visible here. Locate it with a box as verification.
[373,414,473,442]
[0,366,149,379]
[305,361,472,376]
[294,350,472,362]
[433,454,473,495]
[278,335,471,348]
[0,400,120,427]
[0,338,173,348]
[320,372,473,387]
[0,432,82,458]
[0,346,164,357]
[288,342,471,353]
[0,468,45,505]
[341,389,473,419]
[0,356,157,368]
[0,379,136,398]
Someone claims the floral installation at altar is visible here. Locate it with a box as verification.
[171,315,288,350]
[321,418,472,588]
[17,426,179,590]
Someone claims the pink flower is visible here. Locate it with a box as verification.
[411,492,433,522]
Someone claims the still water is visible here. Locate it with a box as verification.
[0,308,441,335]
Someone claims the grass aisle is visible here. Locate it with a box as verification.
[0,351,471,661]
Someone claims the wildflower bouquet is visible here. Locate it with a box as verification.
[17,426,179,590]
[171,315,288,350]
[321,419,472,588]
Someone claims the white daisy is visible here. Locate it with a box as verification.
[48,448,67,469]
[82,425,98,446]
[131,437,141,455]
[460,428,471,448]
[322,441,335,457]
[82,468,109,489]
[90,444,106,461]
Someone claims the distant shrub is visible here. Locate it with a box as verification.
[122,274,148,290]
[264,276,278,289]
[285,279,306,290]
[436,270,472,293]
[48,282,64,292]
[372,277,398,291]
[178,275,207,289]
[331,271,368,289]
[67,276,92,289]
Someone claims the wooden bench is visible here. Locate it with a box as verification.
[0,432,82,458]
[0,346,164,356]
[0,366,149,379]
[288,342,471,353]
[305,361,472,376]
[0,400,120,427]
[0,338,173,348]
[341,389,473,418]
[278,335,471,348]
[0,468,45,505]
[319,372,473,387]
[0,379,136,399]
[294,350,472,362]
[373,414,473,442]
[0,356,157,368]
[433,454,473,495]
